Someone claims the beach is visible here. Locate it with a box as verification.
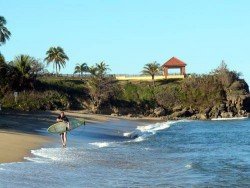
[0,116,249,187]
[0,131,49,163]
[0,110,113,163]
[0,110,161,164]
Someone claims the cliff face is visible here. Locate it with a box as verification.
[100,70,250,120]
[165,79,250,120]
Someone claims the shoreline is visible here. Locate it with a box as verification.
[1,110,248,164]
[0,131,51,163]
[0,110,113,164]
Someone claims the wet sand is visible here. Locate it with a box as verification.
[0,110,160,163]
[0,110,111,163]
[0,131,50,163]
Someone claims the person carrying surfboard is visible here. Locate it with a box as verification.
[56,111,70,147]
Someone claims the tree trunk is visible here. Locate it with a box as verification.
[152,74,155,87]
[56,63,58,76]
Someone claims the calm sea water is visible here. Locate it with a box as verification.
[0,119,249,187]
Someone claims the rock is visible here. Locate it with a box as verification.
[196,113,207,120]
[190,115,198,120]
[204,107,211,114]
[154,107,166,117]
[188,108,195,115]
[238,110,246,116]
[221,112,233,118]
[170,108,193,118]
[148,113,155,117]
[111,113,118,116]
[127,113,136,118]
[219,103,226,111]
[173,105,182,112]
[112,107,137,115]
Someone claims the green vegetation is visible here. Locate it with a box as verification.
[74,63,88,76]
[86,61,117,113]
[44,46,69,75]
[1,58,249,116]
[0,16,11,45]
[141,61,160,86]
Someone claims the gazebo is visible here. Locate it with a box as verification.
[162,57,187,78]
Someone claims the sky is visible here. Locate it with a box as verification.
[1,0,250,84]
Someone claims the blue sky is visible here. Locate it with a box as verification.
[1,0,250,84]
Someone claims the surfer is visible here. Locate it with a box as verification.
[56,111,70,147]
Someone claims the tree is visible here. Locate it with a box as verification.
[0,59,23,91]
[142,61,160,86]
[87,61,110,78]
[88,65,98,77]
[0,55,9,86]
[86,62,116,113]
[0,53,5,63]
[74,63,88,76]
[12,55,35,77]
[30,59,46,75]
[0,16,11,45]
[11,55,41,90]
[96,61,109,77]
[44,46,69,75]
[211,60,241,88]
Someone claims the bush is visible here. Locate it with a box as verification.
[1,90,68,111]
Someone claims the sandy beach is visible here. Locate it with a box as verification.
[0,131,50,163]
[0,110,113,163]
[0,109,164,163]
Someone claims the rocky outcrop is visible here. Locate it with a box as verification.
[170,107,194,118]
[154,107,166,117]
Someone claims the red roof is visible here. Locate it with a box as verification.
[162,57,186,68]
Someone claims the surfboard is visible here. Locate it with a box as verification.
[47,118,85,134]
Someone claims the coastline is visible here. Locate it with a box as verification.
[1,110,249,164]
[0,131,50,163]
[0,110,134,164]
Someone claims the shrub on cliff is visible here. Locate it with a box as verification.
[1,90,68,111]
[154,74,226,113]
[155,84,181,111]
[119,82,156,106]
[86,62,120,113]
[180,74,225,110]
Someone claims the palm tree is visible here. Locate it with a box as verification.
[88,65,98,77]
[12,55,36,77]
[0,16,11,45]
[44,46,69,75]
[87,61,110,78]
[74,63,88,76]
[96,61,110,77]
[142,61,160,86]
[0,53,5,63]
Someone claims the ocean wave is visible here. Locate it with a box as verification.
[24,156,49,163]
[211,117,248,121]
[124,120,191,143]
[185,163,192,169]
[89,142,111,148]
[29,147,78,162]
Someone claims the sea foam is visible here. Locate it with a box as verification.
[89,142,111,148]
[125,120,191,143]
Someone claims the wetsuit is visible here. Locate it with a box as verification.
[57,115,69,122]
[57,115,69,131]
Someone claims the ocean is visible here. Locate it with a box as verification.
[0,119,249,187]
